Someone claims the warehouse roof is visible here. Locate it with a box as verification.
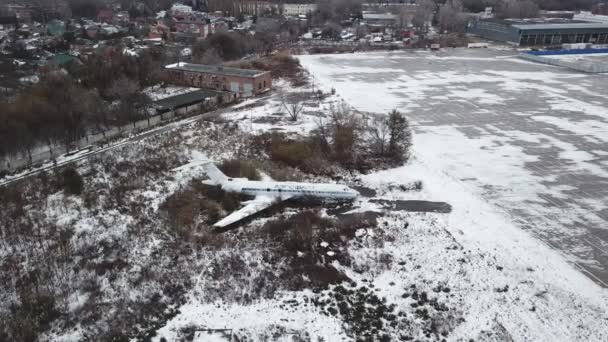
[479,18,608,30]
[512,23,608,30]
[164,62,267,78]
[153,89,223,112]
[362,13,397,20]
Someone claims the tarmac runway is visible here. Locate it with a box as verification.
[300,48,608,286]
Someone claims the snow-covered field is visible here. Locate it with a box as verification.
[299,49,608,286]
[277,48,608,340]
[153,53,608,340]
[4,50,608,341]
[157,155,608,341]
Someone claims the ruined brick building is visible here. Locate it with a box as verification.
[163,62,271,98]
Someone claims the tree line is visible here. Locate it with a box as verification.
[268,102,412,175]
[0,47,171,163]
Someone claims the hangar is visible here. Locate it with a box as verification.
[467,18,608,46]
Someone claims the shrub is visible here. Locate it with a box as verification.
[61,167,84,195]
[272,52,298,64]
[387,110,412,163]
[7,291,60,342]
[193,31,249,61]
[219,160,261,180]
[265,164,304,182]
[220,192,244,212]
[270,139,313,168]
[195,182,252,212]
[332,125,357,165]
[161,188,201,236]
[227,52,302,81]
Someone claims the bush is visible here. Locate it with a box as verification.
[195,182,253,212]
[272,52,298,64]
[270,139,313,168]
[387,110,412,163]
[7,291,60,342]
[161,188,201,236]
[226,52,302,81]
[219,160,261,180]
[61,167,84,195]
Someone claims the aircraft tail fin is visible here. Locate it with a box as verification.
[199,160,228,184]
[172,159,227,184]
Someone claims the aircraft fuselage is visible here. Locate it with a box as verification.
[219,178,359,200]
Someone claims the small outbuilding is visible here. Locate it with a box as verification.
[153,89,233,115]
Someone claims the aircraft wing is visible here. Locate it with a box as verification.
[213,195,292,228]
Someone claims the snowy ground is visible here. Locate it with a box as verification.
[5,51,608,341]
[299,48,608,287]
[154,53,608,341]
[220,79,338,136]
[143,85,201,101]
[156,156,608,341]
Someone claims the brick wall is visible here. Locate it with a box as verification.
[164,69,272,97]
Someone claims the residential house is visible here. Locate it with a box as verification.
[1,4,32,24]
[173,11,211,40]
[362,13,398,27]
[239,1,272,16]
[115,11,130,24]
[85,24,99,39]
[282,4,317,16]
[47,19,66,37]
[97,9,115,23]
[148,23,170,40]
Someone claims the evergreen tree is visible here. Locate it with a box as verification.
[387,110,412,162]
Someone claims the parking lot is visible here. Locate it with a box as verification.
[300,48,608,285]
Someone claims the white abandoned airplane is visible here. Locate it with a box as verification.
[174,159,360,228]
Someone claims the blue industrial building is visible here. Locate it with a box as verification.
[467,18,608,46]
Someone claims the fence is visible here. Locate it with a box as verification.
[0,103,214,173]
[519,52,608,73]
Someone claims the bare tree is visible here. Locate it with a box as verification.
[194,48,222,65]
[328,101,362,165]
[496,0,539,19]
[438,0,467,33]
[105,76,139,101]
[355,23,370,39]
[366,115,390,157]
[398,7,414,29]
[412,0,435,31]
[281,92,306,121]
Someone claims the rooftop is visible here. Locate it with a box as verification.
[164,62,267,78]
[153,89,224,112]
[480,17,608,30]
[362,13,397,20]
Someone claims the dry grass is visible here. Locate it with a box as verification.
[226,52,303,83]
